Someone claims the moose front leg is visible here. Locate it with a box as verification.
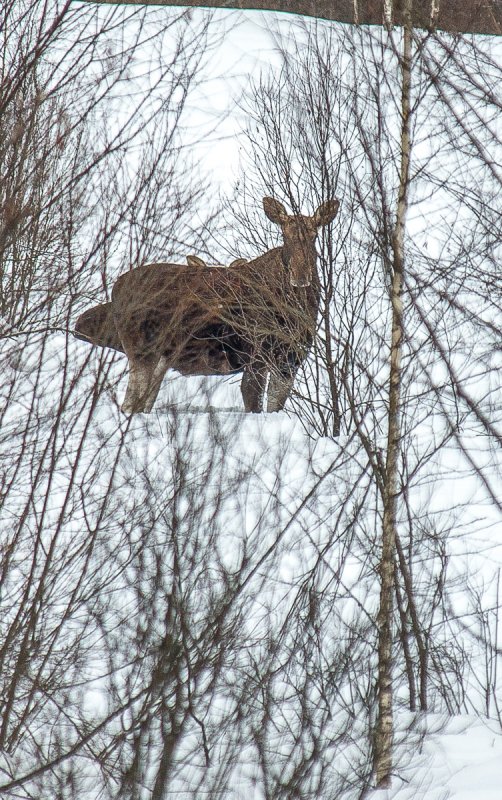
[266,373,295,412]
[241,362,268,413]
[266,351,301,412]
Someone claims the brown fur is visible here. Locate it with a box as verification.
[75,264,248,366]
[74,298,241,376]
[74,302,124,353]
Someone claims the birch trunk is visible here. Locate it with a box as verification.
[373,3,412,788]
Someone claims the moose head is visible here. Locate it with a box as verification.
[263,197,340,288]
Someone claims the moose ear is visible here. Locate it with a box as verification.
[186,255,207,267]
[263,197,288,225]
[313,199,340,227]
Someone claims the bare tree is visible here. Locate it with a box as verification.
[1,3,501,799]
[229,11,502,791]
[0,2,233,796]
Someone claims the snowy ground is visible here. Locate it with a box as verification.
[385,715,502,800]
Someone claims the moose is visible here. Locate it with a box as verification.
[74,255,248,356]
[74,196,339,414]
[74,255,248,359]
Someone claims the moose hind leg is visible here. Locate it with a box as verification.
[142,356,169,412]
[121,357,162,415]
[241,364,267,413]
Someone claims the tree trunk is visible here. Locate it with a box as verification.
[82,0,502,37]
[373,1,412,788]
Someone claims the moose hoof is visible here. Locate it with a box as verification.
[267,403,285,413]
[121,399,147,415]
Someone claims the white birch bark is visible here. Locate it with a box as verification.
[374,1,413,788]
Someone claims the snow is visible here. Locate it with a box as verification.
[382,716,502,800]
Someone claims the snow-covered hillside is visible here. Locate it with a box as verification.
[1,3,501,798]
